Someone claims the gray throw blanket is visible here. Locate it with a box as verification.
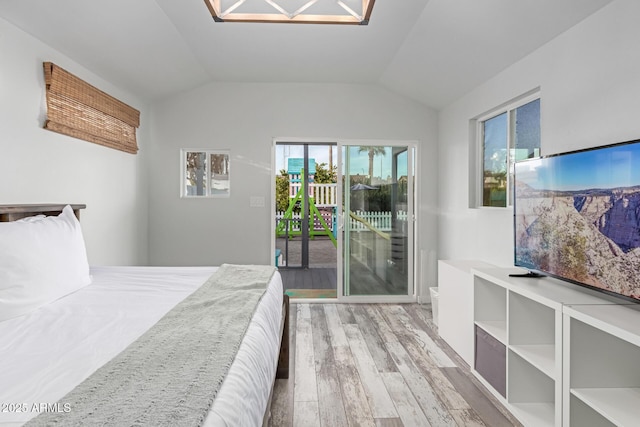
[26,264,276,427]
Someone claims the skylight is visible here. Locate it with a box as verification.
[204,0,375,25]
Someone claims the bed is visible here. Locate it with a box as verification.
[0,204,289,427]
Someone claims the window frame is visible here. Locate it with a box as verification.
[180,149,230,198]
[474,91,541,208]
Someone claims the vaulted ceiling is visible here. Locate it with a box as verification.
[0,0,613,109]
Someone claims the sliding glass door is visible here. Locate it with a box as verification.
[339,142,415,301]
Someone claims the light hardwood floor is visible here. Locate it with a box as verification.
[269,303,522,427]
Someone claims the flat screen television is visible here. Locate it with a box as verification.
[514,139,640,302]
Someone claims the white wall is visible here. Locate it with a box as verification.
[437,0,640,266]
[0,17,149,265]
[148,82,438,288]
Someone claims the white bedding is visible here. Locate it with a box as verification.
[0,266,284,426]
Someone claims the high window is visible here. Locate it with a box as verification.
[204,0,375,25]
[478,95,540,207]
[181,150,230,198]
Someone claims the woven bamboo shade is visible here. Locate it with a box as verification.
[43,62,140,154]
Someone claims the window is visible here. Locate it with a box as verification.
[181,150,230,197]
[479,96,540,207]
[204,0,375,25]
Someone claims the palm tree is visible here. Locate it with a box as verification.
[358,146,386,180]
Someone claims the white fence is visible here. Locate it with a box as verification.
[288,183,337,206]
[276,210,407,232]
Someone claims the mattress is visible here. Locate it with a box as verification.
[0,266,284,426]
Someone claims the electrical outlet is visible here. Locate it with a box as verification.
[250,196,265,207]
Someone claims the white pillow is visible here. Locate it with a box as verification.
[0,205,92,321]
[16,214,46,223]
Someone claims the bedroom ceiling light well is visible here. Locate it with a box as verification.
[204,0,375,25]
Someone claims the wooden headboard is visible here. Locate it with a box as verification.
[0,204,86,222]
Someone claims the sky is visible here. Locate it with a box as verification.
[275,144,409,180]
[516,141,640,191]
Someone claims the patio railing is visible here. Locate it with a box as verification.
[276,210,407,232]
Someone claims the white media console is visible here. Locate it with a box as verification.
[438,262,640,426]
[437,260,495,366]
